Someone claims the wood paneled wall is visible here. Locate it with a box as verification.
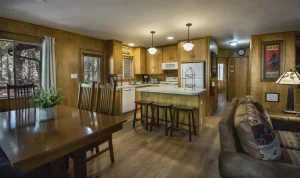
[249,31,299,111]
[0,17,105,108]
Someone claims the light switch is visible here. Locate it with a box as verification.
[71,74,77,79]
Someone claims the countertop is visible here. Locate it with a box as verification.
[116,84,162,90]
[136,87,206,95]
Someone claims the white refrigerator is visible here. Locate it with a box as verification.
[181,62,205,89]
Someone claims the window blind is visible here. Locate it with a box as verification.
[123,58,133,78]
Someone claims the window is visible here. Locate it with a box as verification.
[83,53,101,83]
[218,63,224,81]
[123,57,133,78]
[0,39,41,97]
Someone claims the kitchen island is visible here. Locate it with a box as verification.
[136,87,206,133]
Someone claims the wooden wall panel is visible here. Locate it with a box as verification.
[249,32,297,111]
[0,17,105,109]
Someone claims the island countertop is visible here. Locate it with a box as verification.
[136,87,206,95]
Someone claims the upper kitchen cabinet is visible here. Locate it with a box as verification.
[106,40,123,74]
[147,48,163,74]
[162,45,178,63]
[133,47,147,74]
[179,38,206,62]
[210,38,218,55]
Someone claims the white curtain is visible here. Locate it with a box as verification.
[42,36,56,89]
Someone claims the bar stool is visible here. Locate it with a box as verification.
[150,103,173,136]
[133,100,153,130]
[170,106,196,142]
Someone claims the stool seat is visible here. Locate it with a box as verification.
[134,100,153,105]
[152,103,173,107]
[172,105,194,111]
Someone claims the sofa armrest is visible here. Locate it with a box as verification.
[270,115,300,132]
[219,151,300,178]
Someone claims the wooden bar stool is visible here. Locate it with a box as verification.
[150,103,173,136]
[170,106,196,142]
[133,100,153,130]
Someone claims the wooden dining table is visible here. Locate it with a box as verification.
[0,105,126,178]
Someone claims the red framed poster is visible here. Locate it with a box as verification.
[261,41,284,81]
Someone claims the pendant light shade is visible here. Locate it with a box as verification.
[183,42,194,51]
[148,47,157,55]
[183,23,194,51]
[148,31,157,55]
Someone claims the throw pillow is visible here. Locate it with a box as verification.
[234,101,281,160]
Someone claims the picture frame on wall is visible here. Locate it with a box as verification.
[261,41,284,81]
[296,45,300,88]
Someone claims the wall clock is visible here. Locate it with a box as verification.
[237,49,245,56]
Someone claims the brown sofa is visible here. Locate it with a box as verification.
[219,98,300,178]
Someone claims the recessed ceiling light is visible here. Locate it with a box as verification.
[229,41,238,46]
[167,37,174,40]
[128,43,134,47]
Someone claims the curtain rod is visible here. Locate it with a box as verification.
[0,30,56,41]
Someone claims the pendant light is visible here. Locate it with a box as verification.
[183,23,194,51]
[148,31,157,55]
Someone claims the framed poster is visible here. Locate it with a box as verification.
[265,93,280,103]
[261,41,284,81]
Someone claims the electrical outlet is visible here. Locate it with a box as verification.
[71,74,77,79]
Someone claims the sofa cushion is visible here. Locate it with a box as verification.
[234,100,281,160]
[280,148,300,166]
[275,130,300,151]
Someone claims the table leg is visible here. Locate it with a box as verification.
[72,149,87,178]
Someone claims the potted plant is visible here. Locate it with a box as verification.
[30,88,64,122]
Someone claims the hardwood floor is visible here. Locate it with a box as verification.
[68,93,229,178]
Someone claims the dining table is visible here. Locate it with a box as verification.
[0,105,126,178]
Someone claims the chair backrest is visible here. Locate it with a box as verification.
[6,83,35,111]
[95,83,116,116]
[77,82,95,111]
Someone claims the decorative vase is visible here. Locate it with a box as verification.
[39,107,55,122]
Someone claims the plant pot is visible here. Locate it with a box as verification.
[39,107,55,122]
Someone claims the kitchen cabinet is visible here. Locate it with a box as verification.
[162,45,178,62]
[179,38,206,62]
[147,48,163,74]
[107,40,123,74]
[134,47,147,74]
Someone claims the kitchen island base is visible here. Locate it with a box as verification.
[140,90,206,134]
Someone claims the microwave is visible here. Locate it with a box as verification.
[162,62,178,70]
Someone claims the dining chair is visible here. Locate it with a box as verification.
[6,83,35,111]
[86,83,117,163]
[77,82,95,111]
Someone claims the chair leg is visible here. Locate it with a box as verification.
[170,108,175,137]
[108,135,115,163]
[133,103,138,128]
[176,110,179,129]
[188,111,192,142]
[145,105,149,131]
[156,107,160,127]
[164,107,168,136]
[191,110,197,135]
[150,105,155,132]
[141,105,144,123]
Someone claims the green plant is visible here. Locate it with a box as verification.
[30,88,64,109]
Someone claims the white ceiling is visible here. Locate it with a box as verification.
[0,0,300,49]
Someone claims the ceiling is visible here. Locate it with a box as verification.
[1,0,300,49]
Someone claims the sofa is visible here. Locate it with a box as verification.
[219,98,300,178]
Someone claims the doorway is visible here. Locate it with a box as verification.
[217,57,228,102]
